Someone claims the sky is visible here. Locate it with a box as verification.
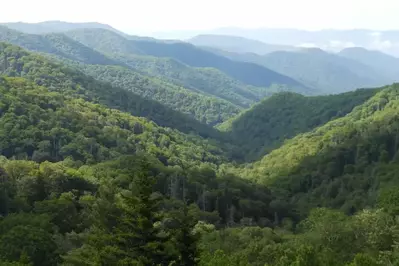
[1,0,399,34]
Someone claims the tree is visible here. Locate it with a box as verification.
[64,158,176,265]
[113,158,174,265]
[378,186,399,217]
[169,204,200,265]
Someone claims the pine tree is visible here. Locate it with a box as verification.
[112,158,174,265]
[174,204,199,266]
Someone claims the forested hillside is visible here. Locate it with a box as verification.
[0,26,120,65]
[0,42,281,266]
[64,28,313,94]
[2,26,399,266]
[0,77,225,165]
[110,53,266,107]
[0,42,224,139]
[0,26,314,125]
[56,59,242,125]
[0,75,280,265]
[234,83,399,217]
[219,89,378,160]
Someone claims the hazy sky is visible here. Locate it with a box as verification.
[1,0,399,33]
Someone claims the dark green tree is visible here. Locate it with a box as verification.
[112,159,174,265]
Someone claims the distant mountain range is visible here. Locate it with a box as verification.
[0,23,317,127]
[205,45,398,93]
[0,21,397,98]
[1,20,126,36]
[153,28,399,57]
[188,34,298,54]
[339,47,399,78]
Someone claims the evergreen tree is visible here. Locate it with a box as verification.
[173,204,200,266]
[111,159,174,265]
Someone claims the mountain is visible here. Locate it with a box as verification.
[215,47,394,93]
[156,28,399,56]
[1,20,127,36]
[187,34,297,54]
[0,26,315,122]
[2,29,399,266]
[66,62,243,125]
[0,26,243,125]
[0,25,120,65]
[219,89,378,160]
[235,83,399,216]
[64,28,313,94]
[202,28,399,57]
[0,42,224,140]
[0,43,278,266]
[339,47,399,79]
[0,76,225,166]
[110,54,268,107]
[0,76,277,265]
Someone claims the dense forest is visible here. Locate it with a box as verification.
[0,26,317,126]
[219,89,379,160]
[1,23,399,265]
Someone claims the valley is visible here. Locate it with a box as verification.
[0,20,399,265]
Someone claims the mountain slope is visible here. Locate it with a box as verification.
[0,76,225,166]
[0,26,119,65]
[0,26,314,118]
[0,42,224,140]
[1,20,126,36]
[130,39,307,89]
[0,27,242,124]
[67,62,243,125]
[204,28,399,56]
[110,54,273,107]
[65,28,314,94]
[215,48,394,93]
[339,47,399,80]
[0,77,277,266]
[219,89,378,160]
[235,83,399,215]
[188,34,297,54]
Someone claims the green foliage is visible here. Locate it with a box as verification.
[64,28,308,90]
[70,63,242,125]
[219,89,378,160]
[0,76,225,166]
[64,28,304,109]
[377,186,399,216]
[234,83,399,218]
[197,208,399,266]
[0,42,224,139]
[2,29,399,266]
[111,53,263,107]
[0,213,58,266]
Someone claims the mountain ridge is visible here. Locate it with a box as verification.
[64,28,312,92]
[188,34,297,54]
